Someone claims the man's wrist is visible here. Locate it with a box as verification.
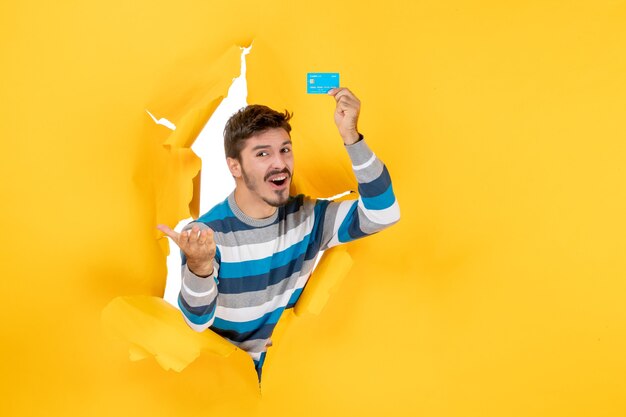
[188,263,214,278]
[343,132,363,146]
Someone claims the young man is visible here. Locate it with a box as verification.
[158,87,400,379]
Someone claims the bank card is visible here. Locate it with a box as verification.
[307,72,340,94]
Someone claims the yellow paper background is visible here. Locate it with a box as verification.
[2,1,626,416]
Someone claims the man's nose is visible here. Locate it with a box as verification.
[270,153,288,171]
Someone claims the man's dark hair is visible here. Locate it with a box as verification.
[224,105,293,160]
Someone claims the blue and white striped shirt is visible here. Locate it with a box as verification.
[178,139,399,379]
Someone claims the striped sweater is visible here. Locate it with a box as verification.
[178,139,400,379]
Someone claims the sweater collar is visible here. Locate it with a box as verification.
[227,192,279,227]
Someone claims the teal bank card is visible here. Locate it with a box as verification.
[307,72,340,94]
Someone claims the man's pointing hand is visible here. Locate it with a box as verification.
[157,223,216,277]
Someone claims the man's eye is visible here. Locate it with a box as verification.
[256,152,269,157]
[281,148,291,153]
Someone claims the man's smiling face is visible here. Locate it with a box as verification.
[230,127,294,209]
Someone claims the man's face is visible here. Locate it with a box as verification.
[232,127,294,208]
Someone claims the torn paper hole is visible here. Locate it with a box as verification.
[149,43,354,378]
[161,46,250,306]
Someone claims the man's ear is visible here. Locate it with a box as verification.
[226,157,242,178]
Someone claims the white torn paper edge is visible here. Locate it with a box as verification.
[146,110,177,130]
[320,190,353,200]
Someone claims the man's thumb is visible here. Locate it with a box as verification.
[156,224,178,241]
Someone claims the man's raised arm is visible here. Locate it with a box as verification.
[319,87,400,249]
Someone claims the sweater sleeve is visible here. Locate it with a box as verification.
[319,138,400,250]
[177,222,221,332]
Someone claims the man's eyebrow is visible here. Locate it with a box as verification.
[250,141,292,151]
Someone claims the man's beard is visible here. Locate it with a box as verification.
[242,167,292,207]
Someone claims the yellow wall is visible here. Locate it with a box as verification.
[2,1,626,416]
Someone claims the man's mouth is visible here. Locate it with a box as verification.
[265,170,291,189]
[269,176,287,186]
